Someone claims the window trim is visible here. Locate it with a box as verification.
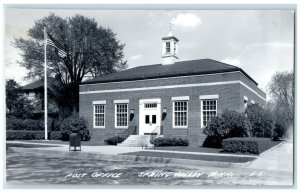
[199,94,219,100]
[172,100,188,129]
[93,104,105,129]
[93,100,106,105]
[172,96,190,101]
[115,103,129,129]
[166,41,171,53]
[200,98,218,128]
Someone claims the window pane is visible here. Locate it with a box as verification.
[173,101,188,127]
[152,115,156,124]
[145,115,150,124]
[116,104,128,127]
[94,104,105,127]
[201,100,217,127]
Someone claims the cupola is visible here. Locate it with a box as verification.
[161,31,179,65]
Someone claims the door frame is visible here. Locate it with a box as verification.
[139,98,161,135]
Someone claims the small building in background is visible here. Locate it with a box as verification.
[20,78,59,118]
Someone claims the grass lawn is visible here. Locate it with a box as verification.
[121,151,256,163]
[12,139,106,146]
[148,140,282,155]
[255,140,282,153]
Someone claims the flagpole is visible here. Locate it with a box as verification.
[43,27,48,140]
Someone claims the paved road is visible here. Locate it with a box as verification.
[6,147,293,186]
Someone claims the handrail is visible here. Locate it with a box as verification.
[150,125,163,147]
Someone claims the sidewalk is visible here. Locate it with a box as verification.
[246,141,293,172]
[7,140,293,172]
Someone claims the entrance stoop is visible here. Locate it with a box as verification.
[118,135,162,147]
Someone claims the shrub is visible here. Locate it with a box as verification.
[55,113,90,141]
[104,136,126,145]
[202,110,251,148]
[6,130,44,140]
[49,131,62,140]
[6,117,44,131]
[273,123,286,140]
[245,104,275,138]
[222,137,272,154]
[153,137,189,146]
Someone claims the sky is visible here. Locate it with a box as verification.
[5,8,294,94]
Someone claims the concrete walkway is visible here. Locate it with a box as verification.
[246,141,293,172]
[7,140,257,157]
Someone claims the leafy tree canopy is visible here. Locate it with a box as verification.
[14,13,127,84]
[268,71,294,128]
[13,14,127,114]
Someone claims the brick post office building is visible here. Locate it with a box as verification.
[79,32,266,146]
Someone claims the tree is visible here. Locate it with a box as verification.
[13,14,127,116]
[268,71,294,137]
[6,79,20,113]
[245,104,275,138]
[6,79,34,118]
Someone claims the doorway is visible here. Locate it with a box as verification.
[139,99,161,135]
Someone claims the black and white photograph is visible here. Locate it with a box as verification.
[3,3,296,188]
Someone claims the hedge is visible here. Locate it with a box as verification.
[6,130,44,140]
[49,131,62,140]
[222,137,272,154]
[6,117,44,131]
[104,136,126,145]
[153,137,189,146]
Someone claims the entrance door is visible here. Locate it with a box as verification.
[139,99,161,135]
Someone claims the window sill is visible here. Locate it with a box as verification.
[172,127,188,129]
[115,127,128,129]
[93,126,105,129]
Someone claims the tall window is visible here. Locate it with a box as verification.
[94,104,105,128]
[201,100,217,127]
[115,103,128,127]
[173,101,188,127]
[166,42,171,53]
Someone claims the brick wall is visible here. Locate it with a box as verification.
[79,71,266,146]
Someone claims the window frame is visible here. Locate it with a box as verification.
[115,103,129,129]
[200,98,218,128]
[172,100,188,129]
[93,104,105,129]
[166,41,171,53]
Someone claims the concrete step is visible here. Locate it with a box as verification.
[118,135,156,147]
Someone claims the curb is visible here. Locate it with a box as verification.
[8,146,251,168]
[6,141,66,147]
